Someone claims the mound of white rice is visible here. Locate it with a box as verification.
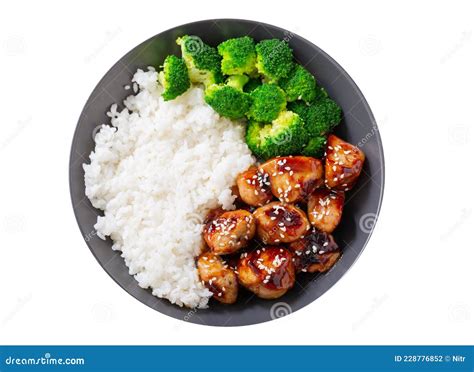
[83,68,255,308]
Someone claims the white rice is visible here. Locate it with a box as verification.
[83,68,255,308]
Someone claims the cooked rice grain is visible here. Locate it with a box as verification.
[83,68,255,308]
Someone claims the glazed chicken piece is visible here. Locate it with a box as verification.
[325,135,365,191]
[204,207,225,224]
[236,166,274,207]
[253,202,310,244]
[289,228,340,273]
[204,210,256,255]
[259,156,323,203]
[237,246,295,299]
[197,251,238,304]
[307,189,345,233]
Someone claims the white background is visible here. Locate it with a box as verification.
[1,0,473,345]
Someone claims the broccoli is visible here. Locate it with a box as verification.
[247,83,286,122]
[314,86,329,102]
[255,39,294,82]
[204,75,251,120]
[288,97,341,137]
[279,64,317,103]
[158,55,191,101]
[218,36,257,76]
[287,100,307,118]
[301,136,327,157]
[176,35,223,86]
[243,77,262,93]
[226,74,250,89]
[245,111,307,159]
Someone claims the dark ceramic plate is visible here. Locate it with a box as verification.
[70,19,385,326]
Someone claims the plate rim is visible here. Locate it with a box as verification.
[69,18,385,326]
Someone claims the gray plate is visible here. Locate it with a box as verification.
[69,19,385,326]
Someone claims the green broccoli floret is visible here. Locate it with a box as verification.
[247,83,286,122]
[158,55,191,101]
[177,35,223,86]
[301,136,327,157]
[255,39,294,82]
[246,111,307,159]
[314,86,328,101]
[217,36,257,76]
[243,77,262,93]
[205,75,251,120]
[287,100,307,118]
[226,74,249,90]
[288,97,341,137]
[279,64,317,103]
